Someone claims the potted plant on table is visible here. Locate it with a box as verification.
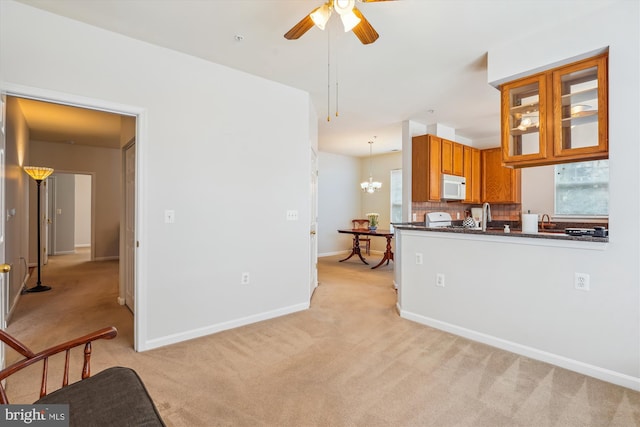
[366,213,379,230]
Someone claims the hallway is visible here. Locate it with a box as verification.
[8,248,133,346]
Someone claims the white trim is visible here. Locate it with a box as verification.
[318,250,350,257]
[141,302,309,351]
[93,256,120,261]
[53,250,75,255]
[318,249,386,258]
[400,309,640,391]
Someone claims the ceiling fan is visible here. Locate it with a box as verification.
[284,0,394,45]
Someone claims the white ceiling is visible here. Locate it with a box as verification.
[14,0,614,157]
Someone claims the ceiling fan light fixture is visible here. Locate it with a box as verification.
[340,11,361,32]
[310,4,332,30]
[334,0,355,15]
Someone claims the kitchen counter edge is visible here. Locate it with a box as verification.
[393,224,609,243]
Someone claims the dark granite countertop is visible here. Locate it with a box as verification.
[393,223,609,243]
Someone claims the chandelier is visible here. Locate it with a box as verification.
[360,138,382,193]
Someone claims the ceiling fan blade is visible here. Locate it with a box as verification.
[351,8,379,45]
[284,8,318,40]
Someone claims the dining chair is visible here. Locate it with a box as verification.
[352,219,371,255]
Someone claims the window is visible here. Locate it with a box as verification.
[390,169,402,228]
[555,160,608,217]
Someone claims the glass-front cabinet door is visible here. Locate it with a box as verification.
[501,74,548,163]
[553,55,608,158]
[500,52,608,168]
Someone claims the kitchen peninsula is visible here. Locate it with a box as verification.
[391,220,625,387]
[394,223,609,243]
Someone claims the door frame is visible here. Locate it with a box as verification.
[122,140,136,313]
[0,94,7,370]
[46,171,95,258]
[309,147,318,300]
[1,83,148,351]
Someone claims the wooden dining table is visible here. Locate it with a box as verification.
[337,228,394,269]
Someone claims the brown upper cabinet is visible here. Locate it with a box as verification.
[482,148,521,203]
[463,145,481,203]
[501,53,608,168]
[441,139,465,176]
[413,134,480,202]
[412,134,442,202]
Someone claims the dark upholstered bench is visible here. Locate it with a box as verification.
[0,327,165,426]
[36,366,164,426]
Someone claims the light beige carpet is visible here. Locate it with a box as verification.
[4,250,640,426]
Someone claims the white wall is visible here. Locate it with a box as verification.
[0,1,314,350]
[317,152,361,256]
[4,97,31,313]
[398,1,640,389]
[521,165,554,216]
[75,174,91,247]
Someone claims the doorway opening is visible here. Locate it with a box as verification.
[3,93,140,349]
[46,172,93,262]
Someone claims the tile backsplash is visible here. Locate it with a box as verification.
[412,202,521,223]
[412,202,608,231]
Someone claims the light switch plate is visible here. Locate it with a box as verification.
[164,210,175,223]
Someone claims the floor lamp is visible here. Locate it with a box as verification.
[24,166,54,293]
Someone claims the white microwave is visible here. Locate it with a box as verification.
[441,174,466,201]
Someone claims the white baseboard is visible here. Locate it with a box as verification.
[75,244,91,248]
[141,302,310,351]
[400,309,640,391]
[94,256,119,261]
[318,250,350,257]
[318,249,383,257]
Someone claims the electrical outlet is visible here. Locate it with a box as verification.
[415,253,423,265]
[575,272,590,291]
[241,272,250,285]
[436,273,445,287]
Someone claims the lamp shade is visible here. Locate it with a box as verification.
[24,166,54,181]
[340,11,361,32]
[310,4,332,30]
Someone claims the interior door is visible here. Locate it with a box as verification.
[42,179,50,265]
[46,175,56,255]
[0,95,8,367]
[309,148,318,299]
[124,142,136,312]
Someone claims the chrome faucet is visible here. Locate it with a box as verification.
[481,202,492,232]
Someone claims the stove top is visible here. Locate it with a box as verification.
[565,227,608,237]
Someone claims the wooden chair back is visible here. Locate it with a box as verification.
[0,326,117,403]
[352,219,370,230]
